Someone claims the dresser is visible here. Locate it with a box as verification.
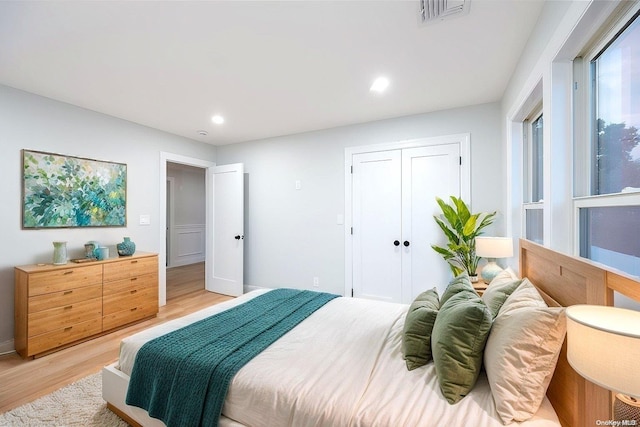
[14,252,158,358]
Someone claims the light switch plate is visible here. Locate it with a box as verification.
[139,214,151,225]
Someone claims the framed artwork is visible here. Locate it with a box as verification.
[22,149,127,228]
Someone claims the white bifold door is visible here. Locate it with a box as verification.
[206,163,244,297]
[351,143,462,303]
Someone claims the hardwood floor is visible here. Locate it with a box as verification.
[0,262,232,413]
[166,261,205,299]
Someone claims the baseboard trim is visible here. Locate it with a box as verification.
[0,339,15,355]
[244,285,266,294]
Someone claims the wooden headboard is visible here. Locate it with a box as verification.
[519,239,640,427]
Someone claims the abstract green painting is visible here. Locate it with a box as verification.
[22,150,127,228]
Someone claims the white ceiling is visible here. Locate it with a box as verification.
[0,1,545,145]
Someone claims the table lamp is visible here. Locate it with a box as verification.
[475,236,513,283]
[566,305,640,422]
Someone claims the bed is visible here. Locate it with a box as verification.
[102,240,640,426]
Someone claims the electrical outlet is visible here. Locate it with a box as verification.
[313,277,319,287]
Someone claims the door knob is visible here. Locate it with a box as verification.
[234,235,241,240]
[403,241,410,247]
[393,240,400,246]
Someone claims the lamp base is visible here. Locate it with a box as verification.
[615,394,640,422]
[480,260,503,284]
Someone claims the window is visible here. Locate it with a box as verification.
[575,6,640,278]
[524,110,544,244]
[579,205,640,276]
[591,11,640,195]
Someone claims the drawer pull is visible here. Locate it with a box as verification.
[131,277,138,281]
[130,290,137,294]
[63,271,74,275]
[63,290,73,295]
[64,327,72,332]
[130,307,138,312]
[64,305,73,310]
[131,260,138,264]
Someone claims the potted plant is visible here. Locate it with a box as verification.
[431,196,496,281]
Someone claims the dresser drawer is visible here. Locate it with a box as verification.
[28,265,103,296]
[103,303,157,331]
[103,273,158,296]
[28,318,103,356]
[28,283,102,313]
[103,257,157,282]
[103,285,158,315]
[28,297,102,337]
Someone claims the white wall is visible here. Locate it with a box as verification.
[217,102,502,296]
[0,84,216,351]
[167,163,206,226]
[166,163,206,267]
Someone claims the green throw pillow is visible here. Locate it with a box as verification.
[482,277,523,319]
[402,288,440,370]
[440,273,474,306]
[431,291,493,404]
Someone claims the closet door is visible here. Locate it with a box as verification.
[349,141,463,303]
[401,144,461,301]
[352,150,402,302]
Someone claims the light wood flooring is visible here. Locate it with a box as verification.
[0,262,232,413]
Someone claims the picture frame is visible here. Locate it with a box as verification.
[22,149,127,228]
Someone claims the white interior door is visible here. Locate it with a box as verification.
[352,151,402,302]
[401,144,461,300]
[207,163,244,296]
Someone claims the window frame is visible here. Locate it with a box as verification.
[523,105,544,243]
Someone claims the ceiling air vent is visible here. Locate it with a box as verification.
[419,0,470,24]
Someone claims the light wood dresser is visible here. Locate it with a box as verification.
[14,252,158,359]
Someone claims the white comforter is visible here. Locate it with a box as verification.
[118,289,560,427]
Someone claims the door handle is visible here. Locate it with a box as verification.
[393,240,400,246]
[234,235,245,240]
[403,241,410,247]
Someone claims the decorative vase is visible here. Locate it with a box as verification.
[117,237,136,256]
[84,243,96,259]
[94,246,109,261]
[53,241,67,265]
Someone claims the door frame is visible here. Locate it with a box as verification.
[159,152,215,306]
[166,176,175,268]
[344,134,471,298]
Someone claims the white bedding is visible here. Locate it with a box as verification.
[116,289,560,427]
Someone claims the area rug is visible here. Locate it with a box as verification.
[0,373,128,426]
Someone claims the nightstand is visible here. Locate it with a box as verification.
[473,281,488,296]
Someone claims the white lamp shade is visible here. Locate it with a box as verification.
[566,305,640,398]
[475,236,513,258]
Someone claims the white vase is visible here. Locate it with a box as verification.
[53,241,67,265]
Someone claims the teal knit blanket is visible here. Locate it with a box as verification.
[125,288,339,427]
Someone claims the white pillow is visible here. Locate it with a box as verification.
[484,280,566,424]
[497,278,547,315]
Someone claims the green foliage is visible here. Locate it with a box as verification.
[595,119,640,194]
[431,196,496,276]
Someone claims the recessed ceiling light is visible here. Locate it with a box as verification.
[211,115,225,125]
[370,76,390,93]
[197,130,208,136]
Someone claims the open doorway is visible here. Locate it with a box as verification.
[166,162,207,301]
